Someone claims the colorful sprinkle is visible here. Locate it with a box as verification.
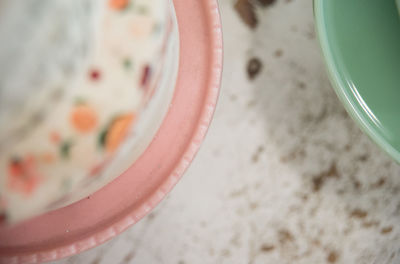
[140,65,151,88]
[109,0,129,10]
[60,140,73,159]
[123,58,132,69]
[105,113,135,152]
[70,104,98,133]
[7,156,41,195]
[98,128,108,149]
[89,161,108,177]
[89,69,101,81]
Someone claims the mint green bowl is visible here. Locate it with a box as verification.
[314,0,400,162]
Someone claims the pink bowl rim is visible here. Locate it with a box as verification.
[0,0,222,263]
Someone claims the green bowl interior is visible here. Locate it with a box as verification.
[315,0,400,162]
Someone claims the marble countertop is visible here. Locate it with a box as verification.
[55,0,400,263]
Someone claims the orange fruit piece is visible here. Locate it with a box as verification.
[106,113,135,153]
[109,0,129,10]
[7,156,41,196]
[70,104,98,133]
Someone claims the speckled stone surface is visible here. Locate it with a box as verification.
[55,1,400,263]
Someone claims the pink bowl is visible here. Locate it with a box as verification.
[0,0,222,263]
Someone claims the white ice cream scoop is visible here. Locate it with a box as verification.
[0,0,177,224]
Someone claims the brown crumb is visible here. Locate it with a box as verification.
[251,145,265,163]
[234,0,257,29]
[327,250,339,263]
[311,239,321,247]
[297,81,306,89]
[255,0,277,7]
[312,177,323,192]
[280,148,306,163]
[312,163,339,192]
[123,252,135,263]
[357,154,369,162]
[350,209,368,219]
[247,57,263,80]
[362,220,380,228]
[260,244,275,252]
[353,180,361,190]
[371,177,386,188]
[278,229,294,244]
[381,226,393,234]
[274,49,283,57]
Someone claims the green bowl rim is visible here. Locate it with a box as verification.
[313,0,400,163]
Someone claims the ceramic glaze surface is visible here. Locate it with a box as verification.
[315,0,400,162]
